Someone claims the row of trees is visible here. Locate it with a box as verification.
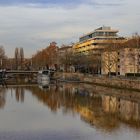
[30,42,97,72]
[59,50,101,73]
[0,46,25,70]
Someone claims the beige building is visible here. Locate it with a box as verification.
[102,45,140,76]
[120,47,140,75]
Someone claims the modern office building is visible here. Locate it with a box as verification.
[73,26,124,54]
[73,26,125,74]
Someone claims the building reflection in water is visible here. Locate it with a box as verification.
[0,83,140,132]
[26,84,140,131]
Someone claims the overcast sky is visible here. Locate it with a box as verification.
[0,0,140,57]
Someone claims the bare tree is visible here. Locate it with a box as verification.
[15,48,20,70]
[101,41,122,77]
[87,50,102,74]
[59,49,74,72]
[0,46,6,69]
[0,46,5,58]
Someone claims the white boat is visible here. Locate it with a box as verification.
[37,70,55,86]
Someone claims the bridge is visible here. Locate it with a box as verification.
[0,70,39,86]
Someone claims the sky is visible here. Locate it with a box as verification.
[0,0,140,58]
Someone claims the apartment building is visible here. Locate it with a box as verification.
[102,42,140,76]
[120,47,140,75]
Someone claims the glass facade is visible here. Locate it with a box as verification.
[79,27,118,42]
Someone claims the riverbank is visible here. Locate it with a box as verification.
[54,72,140,91]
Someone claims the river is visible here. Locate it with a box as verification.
[0,83,140,140]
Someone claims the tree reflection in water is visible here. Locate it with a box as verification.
[0,88,6,109]
[15,87,25,102]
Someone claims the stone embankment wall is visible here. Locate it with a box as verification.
[54,72,140,91]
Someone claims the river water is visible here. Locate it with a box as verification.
[0,83,140,140]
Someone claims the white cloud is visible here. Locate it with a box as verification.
[0,0,139,57]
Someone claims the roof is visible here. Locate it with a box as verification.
[58,45,72,51]
[80,26,118,39]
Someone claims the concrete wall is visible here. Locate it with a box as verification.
[55,72,140,91]
[84,76,140,91]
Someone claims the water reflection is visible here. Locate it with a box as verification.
[0,88,6,109]
[15,87,25,102]
[27,84,140,131]
[0,84,140,133]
